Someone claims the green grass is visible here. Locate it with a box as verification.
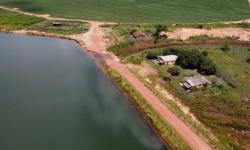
[0,0,250,23]
[0,9,44,30]
[107,67,191,150]
[123,46,250,149]
[28,20,89,35]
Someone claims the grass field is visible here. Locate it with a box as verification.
[0,0,249,23]
[0,9,44,30]
[0,9,89,34]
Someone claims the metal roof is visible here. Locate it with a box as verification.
[158,55,178,62]
[184,75,210,87]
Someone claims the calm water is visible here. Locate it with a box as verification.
[0,33,165,150]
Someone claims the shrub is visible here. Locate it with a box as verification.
[146,51,158,59]
[127,55,144,64]
[238,22,249,28]
[176,49,204,69]
[108,39,134,51]
[168,66,181,76]
[199,58,217,75]
[202,51,208,56]
[197,24,204,29]
[247,58,250,64]
[220,43,231,52]
[153,24,167,43]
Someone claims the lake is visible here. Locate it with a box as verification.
[0,33,165,150]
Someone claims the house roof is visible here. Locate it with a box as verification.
[131,32,146,38]
[184,75,210,87]
[158,55,178,62]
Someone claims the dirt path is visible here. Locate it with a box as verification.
[84,21,212,150]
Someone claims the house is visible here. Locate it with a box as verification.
[131,32,146,39]
[51,22,63,26]
[183,75,210,89]
[157,55,178,65]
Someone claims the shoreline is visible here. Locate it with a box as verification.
[0,30,171,149]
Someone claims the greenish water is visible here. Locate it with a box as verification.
[0,33,165,150]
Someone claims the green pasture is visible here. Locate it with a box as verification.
[0,0,249,23]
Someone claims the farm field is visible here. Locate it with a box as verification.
[0,0,250,23]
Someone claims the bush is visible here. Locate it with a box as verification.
[108,39,134,51]
[199,58,217,75]
[247,58,250,64]
[176,49,204,69]
[197,24,204,29]
[168,66,181,76]
[146,51,158,59]
[238,22,249,28]
[220,43,231,52]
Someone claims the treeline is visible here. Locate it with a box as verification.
[147,48,217,75]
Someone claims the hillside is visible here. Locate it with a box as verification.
[0,0,249,23]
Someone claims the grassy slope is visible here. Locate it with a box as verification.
[0,0,249,23]
[0,9,44,30]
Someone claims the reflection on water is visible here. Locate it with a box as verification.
[0,33,165,150]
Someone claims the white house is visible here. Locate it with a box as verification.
[157,55,178,65]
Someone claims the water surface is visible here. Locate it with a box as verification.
[0,33,164,150]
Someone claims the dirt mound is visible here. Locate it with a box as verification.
[162,28,250,41]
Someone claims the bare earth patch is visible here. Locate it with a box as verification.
[162,28,250,41]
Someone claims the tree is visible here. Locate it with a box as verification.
[146,51,158,59]
[176,49,204,69]
[153,24,167,44]
[130,29,137,35]
[220,43,231,52]
[199,58,217,75]
[168,66,181,76]
[247,58,250,64]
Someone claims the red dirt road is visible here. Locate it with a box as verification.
[83,22,212,150]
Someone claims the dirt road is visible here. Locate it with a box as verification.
[84,21,212,150]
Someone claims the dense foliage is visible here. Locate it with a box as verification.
[168,66,181,76]
[163,48,216,75]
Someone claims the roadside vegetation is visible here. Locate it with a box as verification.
[0,9,44,30]
[107,67,191,150]
[0,0,250,23]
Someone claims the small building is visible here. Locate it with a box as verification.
[51,22,63,26]
[157,55,178,65]
[183,75,210,89]
[131,32,146,39]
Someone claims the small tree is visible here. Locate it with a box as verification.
[168,66,181,76]
[146,51,158,59]
[220,43,231,52]
[239,22,249,28]
[197,24,204,29]
[153,24,167,44]
[199,58,217,75]
[247,58,250,64]
[130,29,137,35]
